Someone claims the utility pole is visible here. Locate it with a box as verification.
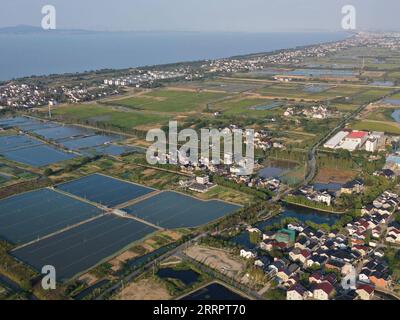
[48,102,52,118]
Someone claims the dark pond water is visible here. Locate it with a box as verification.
[371,81,394,87]
[303,85,330,93]
[258,167,285,178]
[250,101,282,111]
[384,98,400,106]
[73,279,110,300]
[157,268,200,286]
[391,109,400,123]
[313,182,342,192]
[231,205,340,249]
[180,283,248,300]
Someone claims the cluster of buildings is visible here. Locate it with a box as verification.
[0,83,120,109]
[292,179,365,207]
[200,32,399,76]
[284,105,333,120]
[384,153,400,176]
[150,126,283,192]
[239,189,399,300]
[354,191,400,246]
[179,175,216,193]
[174,149,281,193]
[324,130,386,152]
[103,69,196,87]
[202,34,359,74]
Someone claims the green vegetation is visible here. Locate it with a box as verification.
[0,241,37,290]
[51,104,169,131]
[106,90,228,112]
[351,120,400,135]
[213,97,284,116]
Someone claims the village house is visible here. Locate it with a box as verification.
[356,284,375,300]
[313,281,335,300]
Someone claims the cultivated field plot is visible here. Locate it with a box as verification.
[213,97,285,116]
[56,174,155,207]
[176,79,265,93]
[12,215,157,281]
[2,144,77,167]
[108,89,228,113]
[256,84,363,101]
[51,104,169,130]
[0,189,103,244]
[124,191,240,228]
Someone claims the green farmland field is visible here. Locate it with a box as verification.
[52,104,169,130]
[351,120,400,135]
[106,89,229,113]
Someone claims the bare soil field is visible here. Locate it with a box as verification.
[117,278,172,300]
[315,167,358,183]
[185,245,245,280]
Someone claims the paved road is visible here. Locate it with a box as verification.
[303,102,374,186]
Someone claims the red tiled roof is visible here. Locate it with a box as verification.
[357,284,374,295]
[315,281,334,295]
[347,131,368,139]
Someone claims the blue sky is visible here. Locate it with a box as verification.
[1,0,400,32]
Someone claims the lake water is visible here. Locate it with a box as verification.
[0,31,349,81]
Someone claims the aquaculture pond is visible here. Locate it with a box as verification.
[12,215,157,281]
[180,283,248,300]
[3,144,77,167]
[56,174,155,207]
[0,188,103,244]
[124,191,240,229]
[285,69,357,78]
[0,116,133,159]
[157,268,200,286]
[230,205,340,250]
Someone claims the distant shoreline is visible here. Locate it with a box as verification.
[0,31,351,82]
